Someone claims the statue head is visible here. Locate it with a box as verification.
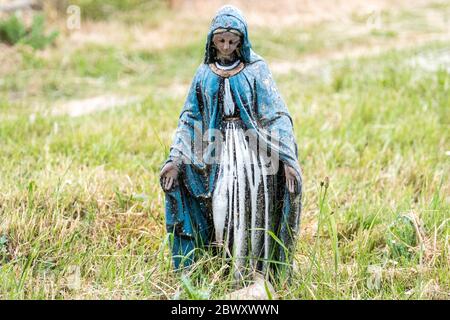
[204,5,256,64]
[212,29,242,61]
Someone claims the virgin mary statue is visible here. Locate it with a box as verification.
[160,5,302,282]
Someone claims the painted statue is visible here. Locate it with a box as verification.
[160,5,302,283]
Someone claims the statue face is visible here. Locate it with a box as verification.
[212,32,241,57]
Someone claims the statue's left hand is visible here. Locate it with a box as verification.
[284,164,300,194]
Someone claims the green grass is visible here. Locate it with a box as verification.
[0,3,449,299]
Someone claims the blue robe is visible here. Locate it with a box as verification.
[163,5,302,272]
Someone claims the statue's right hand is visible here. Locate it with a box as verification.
[160,162,179,191]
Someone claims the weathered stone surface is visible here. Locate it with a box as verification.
[224,274,277,300]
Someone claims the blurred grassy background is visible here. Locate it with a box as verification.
[0,0,449,299]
